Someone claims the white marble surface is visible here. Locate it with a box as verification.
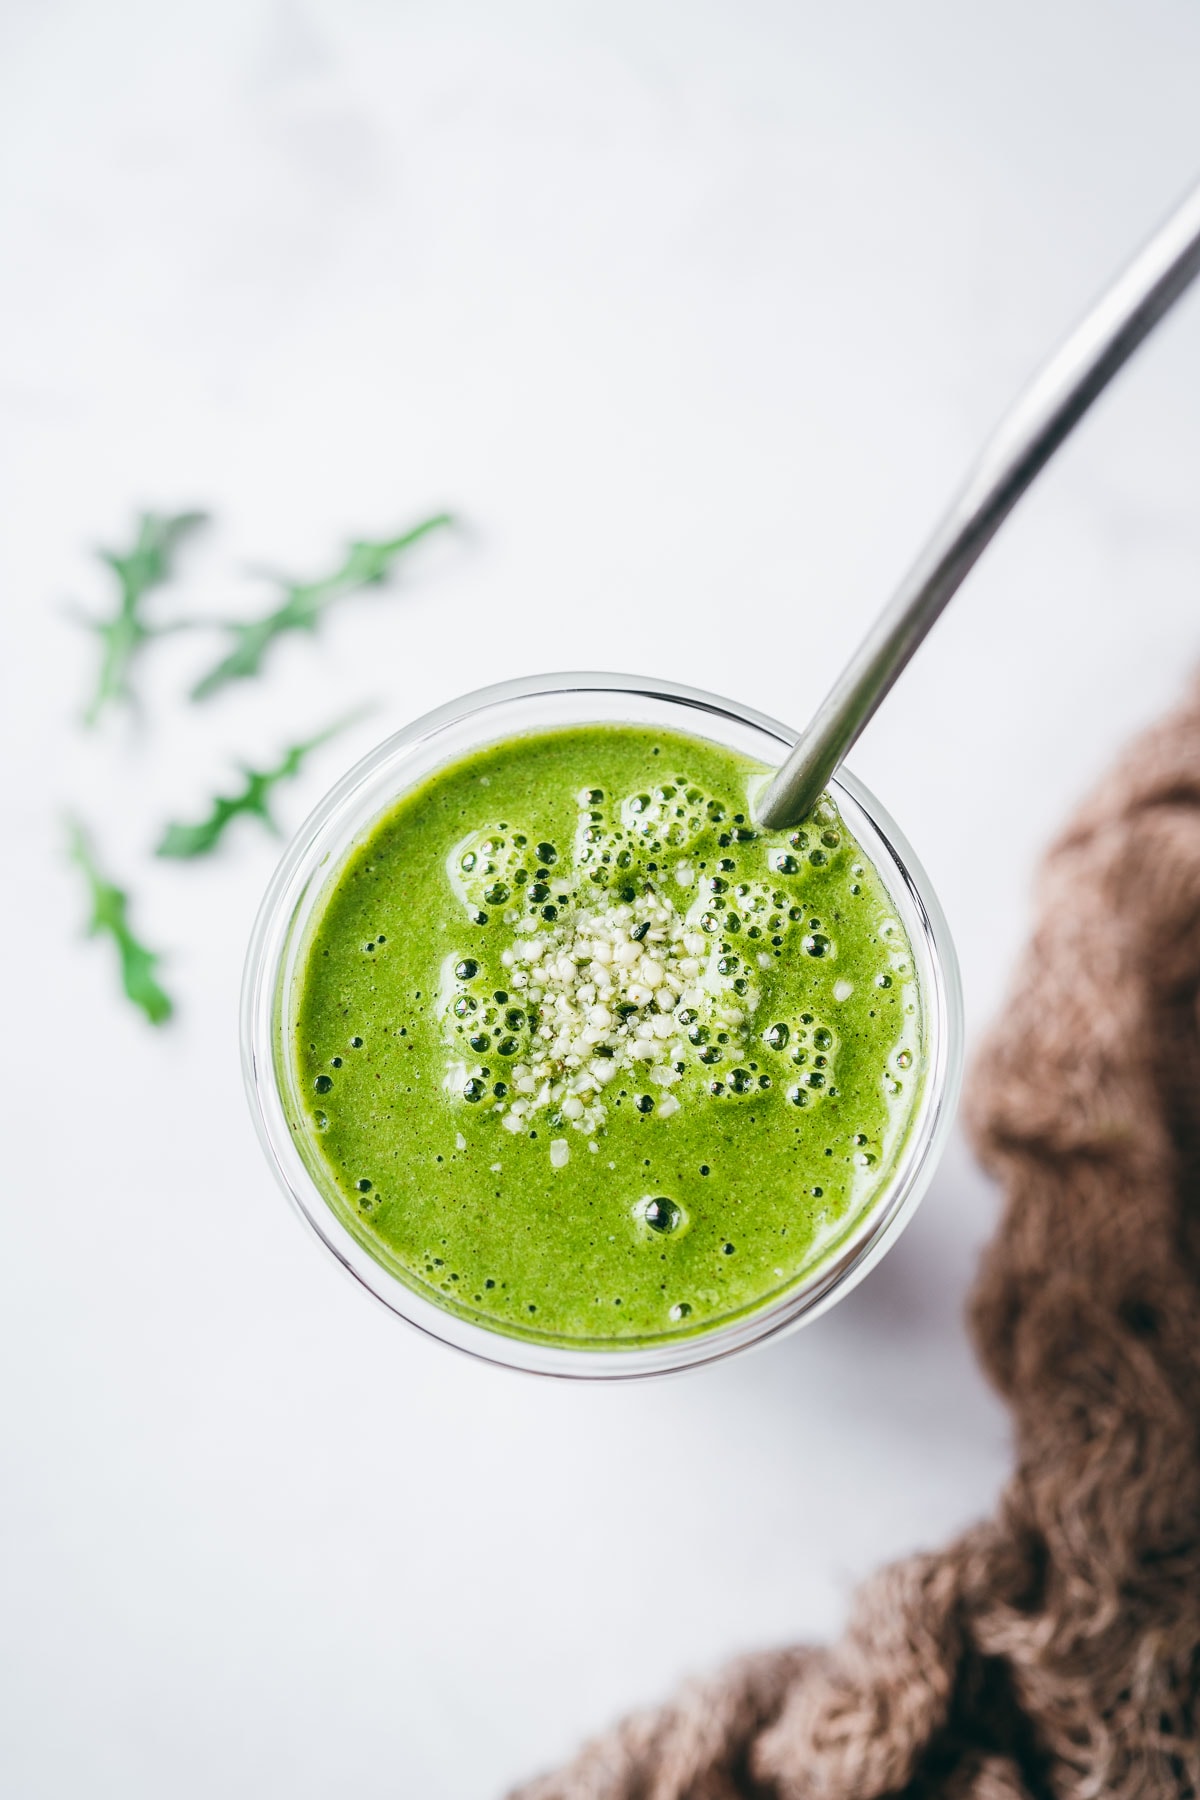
[3,3,1200,1795]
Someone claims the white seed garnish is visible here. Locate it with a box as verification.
[445,868,772,1133]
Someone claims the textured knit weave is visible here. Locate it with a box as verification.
[509,685,1200,1800]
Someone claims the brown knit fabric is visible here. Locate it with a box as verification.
[509,685,1200,1800]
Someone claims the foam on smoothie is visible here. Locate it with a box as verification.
[288,725,922,1347]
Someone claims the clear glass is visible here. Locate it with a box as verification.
[242,673,963,1379]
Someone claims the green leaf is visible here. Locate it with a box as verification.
[68,820,174,1025]
[190,512,453,701]
[78,510,208,725]
[155,713,361,859]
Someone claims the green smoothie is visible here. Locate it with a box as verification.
[286,724,921,1347]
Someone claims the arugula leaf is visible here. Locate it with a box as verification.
[68,821,174,1025]
[155,715,358,859]
[190,513,454,700]
[79,510,207,724]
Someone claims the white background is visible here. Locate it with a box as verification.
[2,4,1199,1795]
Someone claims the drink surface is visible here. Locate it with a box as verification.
[288,724,921,1347]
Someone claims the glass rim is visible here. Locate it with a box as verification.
[241,671,963,1380]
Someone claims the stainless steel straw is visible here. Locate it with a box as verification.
[757,178,1200,830]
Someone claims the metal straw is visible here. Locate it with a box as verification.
[757,178,1200,830]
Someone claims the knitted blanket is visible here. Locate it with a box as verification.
[510,685,1200,1800]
